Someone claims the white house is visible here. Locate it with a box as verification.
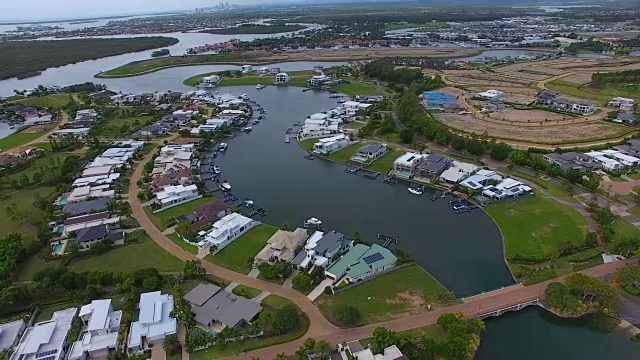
[201,213,259,253]
[308,75,331,86]
[160,144,196,155]
[391,152,425,178]
[585,151,625,171]
[312,134,352,154]
[0,319,26,352]
[241,65,252,74]
[609,97,635,111]
[199,75,221,86]
[155,184,201,209]
[439,161,479,184]
[257,66,269,75]
[301,114,340,138]
[53,128,90,138]
[68,299,121,360]
[351,143,387,163]
[481,178,532,200]
[274,72,291,84]
[10,308,77,360]
[460,169,503,190]
[600,149,640,167]
[67,185,115,203]
[127,292,177,353]
[476,89,505,101]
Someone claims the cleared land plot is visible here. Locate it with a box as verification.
[0,186,56,241]
[5,153,72,183]
[206,224,278,274]
[487,108,574,123]
[94,115,155,137]
[327,143,361,163]
[546,80,640,106]
[435,113,633,145]
[612,218,640,242]
[368,149,405,174]
[315,264,448,325]
[485,196,587,261]
[35,301,78,322]
[333,79,385,97]
[144,197,215,231]
[14,94,72,110]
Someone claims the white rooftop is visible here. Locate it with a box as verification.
[11,308,77,360]
[0,319,25,351]
[394,152,423,166]
[127,292,176,349]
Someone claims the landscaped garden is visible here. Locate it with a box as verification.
[205,224,278,274]
[315,264,450,326]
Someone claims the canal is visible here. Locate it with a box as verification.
[206,85,514,297]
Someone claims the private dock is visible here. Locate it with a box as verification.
[383,176,397,185]
[377,233,400,248]
[344,166,359,174]
[285,128,293,143]
[362,170,379,180]
[431,190,451,201]
[304,154,315,160]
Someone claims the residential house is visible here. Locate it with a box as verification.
[609,97,635,111]
[274,73,291,84]
[350,143,387,163]
[301,115,340,138]
[571,101,596,115]
[312,134,352,154]
[75,224,125,249]
[476,89,505,101]
[391,152,425,178]
[293,231,353,269]
[183,283,262,329]
[62,212,119,237]
[325,243,397,284]
[415,154,453,180]
[5,146,36,158]
[439,161,478,184]
[486,99,506,112]
[543,152,600,172]
[68,299,121,360]
[0,320,26,352]
[67,185,115,203]
[614,140,640,157]
[62,198,111,216]
[307,75,331,86]
[200,75,221,86]
[481,178,533,201]
[257,67,269,75]
[155,184,201,209]
[255,228,309,264]
[267,67,281,75]
[341,341,408,360]
[460,169,504,190]
[73,174,121,188]
[601,149,640,167]
[10,308,77,360]
[175,201,230,229]
[53,128,90,138]
[422,91,459,110]
[0,155,19,168]
[201,213,259,252]
[614,112,637,124]
[585,150,633,171]
[535,89,561,106]
[128,292,177,353]
[150,170,191,193]
[82,165,116,178]
[354,95,385,103]
[138,124,169,137]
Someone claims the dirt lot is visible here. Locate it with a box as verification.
[486,108,573,123]
[20,125,51,133]
[435,113,631,145]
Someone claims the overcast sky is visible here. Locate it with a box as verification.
[0,0,261,22]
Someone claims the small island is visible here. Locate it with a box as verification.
[151,48,170,58]
[200,23,306,35]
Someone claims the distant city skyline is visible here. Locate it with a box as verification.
[0,0,261,22]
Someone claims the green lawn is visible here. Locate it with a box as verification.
[498,167,576,203]
[316,264,448,325]
[232,284,262,299]
[628,206,640,219]
[6,153,72,183]
[16,256,61,281]
[69,235,184,272]
[612,218,640,241]
[545,80,640,106]
[367,149,404,174]
[206,224,278,274]
[299,138,315,151]
[166,233,198,254]
[167,346,182,360]
[188,294,309,360]
[144,197,214,231]
[14,94,73,110]
[485,196,587,262]
[333,79,384,97]
[184,70,314,87]
[31,142,53,151]
[344,121,365,129]
[327,142,361,163]
[35,301,78,322]
[0,132,43,151]
[0,186,56,242]
[94,115,155,137]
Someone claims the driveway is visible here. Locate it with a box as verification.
[151,343,166,360]
[307,279,333,301]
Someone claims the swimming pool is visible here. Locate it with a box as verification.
[58,197,68,205]
[56,225,64,234]
[52,243,63,254]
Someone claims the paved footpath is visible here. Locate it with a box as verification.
[128,150,636,360]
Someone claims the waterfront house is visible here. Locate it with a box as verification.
[308,75,332,86]
[415,154,453,181]
[255,228,308,264]
[155,184,201,209]
[201,213,258,252]
[301,114,340,138]
[391,152,424,178]
[459,169,504,190]
[183,283,262,330]
[267,67,281,75]
[324,243,397,284]
[257,66,269,75]
[481,178,533,201]
[312,134,352,154]
[354,94,385,103]
[274,72,291,84]
[0,320,26,352]
[241,65,252,74]
[438,161,478,184]
[350,143,387,163]
[341,341,407,360]
[293,230,352,269]
[176,201,230,229]
[10,308,77,360]
[199,75,221,87]
[127,292,177,353]
[68,299,121,360]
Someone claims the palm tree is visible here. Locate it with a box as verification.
[274,353,287,360]
[162,334,181,355]
[314,340,333,359]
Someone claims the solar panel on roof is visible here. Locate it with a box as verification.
[36,350,58,358]
[363,252,384,264]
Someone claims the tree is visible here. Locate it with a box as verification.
[66,241,80,258]
[615,265,640,295]
[333,304,361,326]
[314,340,333,359]
[292,272,312,290]
[281,221,291,231]
[399,128,414,143]
[162,334,181,355]
[352,231,363,244]
[274,353,287,360]
[272,305,301,335]
[176,221,196,242]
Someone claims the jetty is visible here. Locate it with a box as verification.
[377,233,400,248]
[285,128,293,143]
[344,166,359,174]
[431,190,451,201]
[361,170,379,180]
[383,176,397,185]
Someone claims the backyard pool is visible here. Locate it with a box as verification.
[58,197,68,205]
[52,243,64,255]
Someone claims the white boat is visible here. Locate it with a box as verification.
[256,84,266,90]
[304,217,322,228]
[240,94,249,100]
[253,119,260,125]
[218,143,228,152]
[244,199,254,207]
[337,98,346,103]
[242,126,252,132]
[407,186,424,196]
[221,181,231,191]
[213,165,221,174]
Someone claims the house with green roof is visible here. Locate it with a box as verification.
[324,243,397,284]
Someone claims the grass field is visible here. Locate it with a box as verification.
[333,79,384,97]
[498,167,576,203]
[14,94,72,110]
[166,233,198,254]
[0,186,56,241]
[545,80,640,106]
[35,301,78,322]
[232,284,262,299]
[100,53,248,77]
[6,153,71,183]
[94,115,155,137]
[69,235,184,272]
[485,196,587,261]
[16,256,61,281]
[206,224,278,274]
[0,132,43,151]
[184,70,314,87]
[144,197,214,231]
[188,294,308,360]
[327,143,361,163]
[628,206,640,219]
[299,138,315,150]
[612,218,640,241]
[316,264,448,325]
[367,149,405,174]
[31,142,53,151]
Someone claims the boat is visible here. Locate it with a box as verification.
[452,203,466,211]
[253,120,260,125]
[292,122,303,126]
[242,126,252,132]
[213,165,221,174]
[221,181,231,191]
[218,143,228,152]
[256,84,266,90]
[337,98,346,103]
[329,94,340,98]
[304,217,322,228]
[244,198,254,207]
[407,186,424,196]
[240,94,249,100]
